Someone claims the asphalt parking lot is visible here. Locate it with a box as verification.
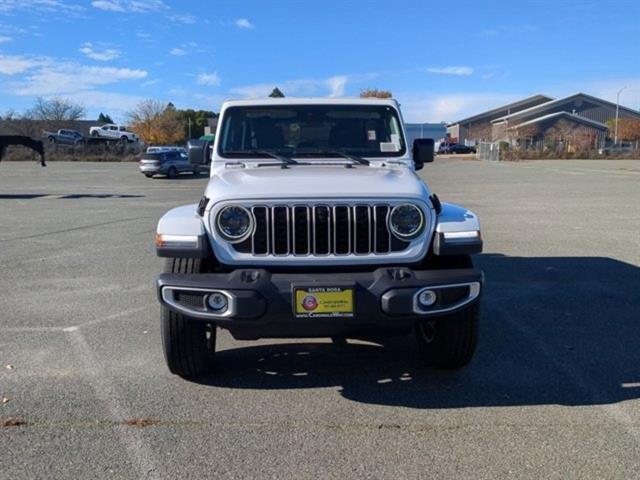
[1,159,639,479]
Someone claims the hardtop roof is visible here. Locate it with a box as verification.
[220,97,400,109]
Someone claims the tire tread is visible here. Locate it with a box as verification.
[161,257,215,378]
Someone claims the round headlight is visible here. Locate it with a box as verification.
[216,205,253,242]
[389,204,424,239]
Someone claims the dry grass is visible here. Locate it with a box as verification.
[2,146,140,163]
[501,149,638,161]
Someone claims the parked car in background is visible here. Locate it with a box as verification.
[146,146,187,154]
[598,142,635,156]
[42,129,85,146]
[437,143,476,154]
[139,150,200,178]
[89,124,138,143]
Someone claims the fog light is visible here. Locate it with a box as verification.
[207,293,228,313]
[417,289,437,307]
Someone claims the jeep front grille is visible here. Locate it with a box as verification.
[232,204,409,256]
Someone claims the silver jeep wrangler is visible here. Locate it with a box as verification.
[155,98,483,378]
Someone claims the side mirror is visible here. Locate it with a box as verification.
[187,140,211,165]
[412,138,434,170]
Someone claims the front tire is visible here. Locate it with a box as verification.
[161,258,216,378]
[415,303,479,369]
[167,166,178,178]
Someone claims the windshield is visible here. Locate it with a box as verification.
[218,104,406,158]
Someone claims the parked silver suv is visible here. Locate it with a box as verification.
[139,150,200,178]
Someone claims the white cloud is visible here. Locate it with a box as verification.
[196,72,221,87]
[0,0,84,14]
[168,13,196,24]
[0,53,151,119]
[0,36,12,44]
[230,73,376,99]
[169,47,186,56]
[0,55,40,75]
[13,62,147,96]
[79,42,121,61]
[90,0,124,12]
[235,18,254,29]
[91,0,168,13]
[168,87,187,97]
[427,66,474,76]
[396,92,523,123]
[69,90,145,117]
[327,75,348,97]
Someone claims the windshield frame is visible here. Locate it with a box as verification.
[217,104,407,160]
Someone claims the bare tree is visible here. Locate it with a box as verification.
[468,122,493,142]
[507,123,542,149]
[544,119,595,154]
[360,88,393,99]
[1,109,41,137]
[28,97,85,124]
[612,118,640,142]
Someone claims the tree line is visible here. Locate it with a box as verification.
[1,96,216,145]
[2,87,397,144]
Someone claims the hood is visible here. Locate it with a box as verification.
[204,165,429,203]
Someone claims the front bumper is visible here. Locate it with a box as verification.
[157,267,483,339]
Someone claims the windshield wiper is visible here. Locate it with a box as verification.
[224,150,298,166]
[327,151,370,165]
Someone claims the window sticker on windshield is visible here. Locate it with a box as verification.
[367,130,377,141]
[380,142,400,152]
[390,134,400,148]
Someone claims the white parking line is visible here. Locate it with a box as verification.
[1,307,149,333]
[66,327,161,480]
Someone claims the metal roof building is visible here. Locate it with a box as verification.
[448,92,640,145]
[447,94,553,144]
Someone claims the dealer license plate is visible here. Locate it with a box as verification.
[294,287,354,318]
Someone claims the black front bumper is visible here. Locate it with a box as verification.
[156,267,483,339]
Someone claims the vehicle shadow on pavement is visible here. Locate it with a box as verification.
[58,193,145,199]
[197,253,640,409]
[0,193,145,199]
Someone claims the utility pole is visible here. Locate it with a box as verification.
[614,86,627,145]
[188,117,192,139]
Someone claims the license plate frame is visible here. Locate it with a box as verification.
[293,285,355,318]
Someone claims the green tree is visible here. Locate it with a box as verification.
[97,112,113,123]
[176,108,217,139]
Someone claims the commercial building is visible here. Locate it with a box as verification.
[446,95,552,144]
[448,93,640,147]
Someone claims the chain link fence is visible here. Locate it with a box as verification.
[477,141,502,161]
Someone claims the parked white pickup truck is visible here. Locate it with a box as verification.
[154,98,483,378]
[89,123,138,143]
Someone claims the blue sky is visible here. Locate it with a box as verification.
[0,0,639,123]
